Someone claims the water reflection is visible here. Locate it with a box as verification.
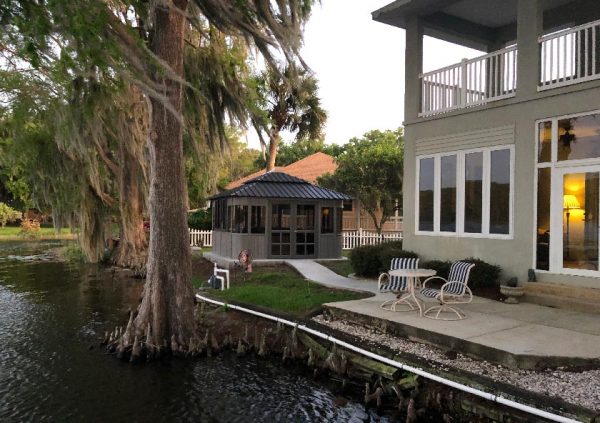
[0,242,385,422]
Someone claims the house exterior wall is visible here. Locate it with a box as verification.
[403,82,600,286]
[398,0,600,287]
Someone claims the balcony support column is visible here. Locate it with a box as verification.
[517,0,543,97]
[404,16,424,120]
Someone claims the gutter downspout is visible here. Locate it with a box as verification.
[196,294,582,423]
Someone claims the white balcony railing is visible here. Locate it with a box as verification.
[420,46,517,116]
[539,19,600,90]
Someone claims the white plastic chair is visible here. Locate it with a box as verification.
[213,263,230,290]
[420,261,475,320]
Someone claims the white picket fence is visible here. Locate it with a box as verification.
[188,228,402,250]
[189,229,212,247]
[342,229,402,250]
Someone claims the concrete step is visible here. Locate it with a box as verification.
[523,282,600,314]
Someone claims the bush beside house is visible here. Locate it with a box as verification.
[349,241,417,277]
[350,242,501,288]
[188,209,212,230]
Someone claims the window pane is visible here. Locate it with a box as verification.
[226,205,233,232]
[271,205,291,230]
[538,121,552,162]
[296,205,315,230]
[321,207,333,233]
[336,208,343,233]
[233,205,248,233]
[536,168,551,270]
[557,114,600,161]
[490,149,511,234]
[440,155,457,232]
[464,152,483,233]
[250,206,265,233]
[563,172,599,271]
[418,158,434,231]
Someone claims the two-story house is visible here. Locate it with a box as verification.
[374,0,600,293]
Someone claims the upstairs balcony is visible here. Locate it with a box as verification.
[373,0,600,121]
[420,18,600,116]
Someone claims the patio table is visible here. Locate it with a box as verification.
[388,268,436,316]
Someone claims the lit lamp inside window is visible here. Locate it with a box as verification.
[563,194,581,259]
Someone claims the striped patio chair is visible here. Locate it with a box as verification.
[378,257,419,310]
[420,261,475,320]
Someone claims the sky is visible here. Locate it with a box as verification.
[246,1,482,149]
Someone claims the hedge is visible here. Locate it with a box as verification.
[349,241,417,277]
[420,257,501,289]
[188,209,212,230]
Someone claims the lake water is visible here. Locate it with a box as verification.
[0,241,388,422]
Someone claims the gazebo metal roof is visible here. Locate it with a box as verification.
[210,171,352,201]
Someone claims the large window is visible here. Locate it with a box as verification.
[489,149,511,234]
[416,146,513,238]
[464,152,483,233]
[418,158,434,231]
[440,155,457,232]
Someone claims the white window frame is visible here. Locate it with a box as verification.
[415,145,514,239]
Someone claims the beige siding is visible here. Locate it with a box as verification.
[415,125,515,156]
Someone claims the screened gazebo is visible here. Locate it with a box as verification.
[210,171,352,260]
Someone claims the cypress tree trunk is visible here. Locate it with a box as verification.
[111,86,149,275]
[112,138,148,274]
[132,0,195,352]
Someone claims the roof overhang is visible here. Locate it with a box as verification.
[372,0,593,51]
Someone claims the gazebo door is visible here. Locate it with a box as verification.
[271,204,292,256]
[295,204,316,257]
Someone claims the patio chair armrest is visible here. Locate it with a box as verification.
[378,273,389,291]
[421,276,447,290]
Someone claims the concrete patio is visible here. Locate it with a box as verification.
[202,254,600,369]
[324,293,600,369]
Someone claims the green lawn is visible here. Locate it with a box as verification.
[0,226,75,240]
[205,266,367,315]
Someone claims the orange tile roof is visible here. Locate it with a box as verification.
[225,152,338,189]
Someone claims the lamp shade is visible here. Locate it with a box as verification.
[563,194,581,210]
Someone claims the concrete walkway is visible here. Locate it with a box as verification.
[284,259,380,294]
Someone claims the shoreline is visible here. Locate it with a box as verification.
[196,293,597,423]
[0,234,77,241]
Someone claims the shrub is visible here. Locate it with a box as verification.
[349,241,418,277]
[461,257,501,289]
[19,219,41,239]
[0,202,21,228]
[349,245,381,277]
[188,209,212,230]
